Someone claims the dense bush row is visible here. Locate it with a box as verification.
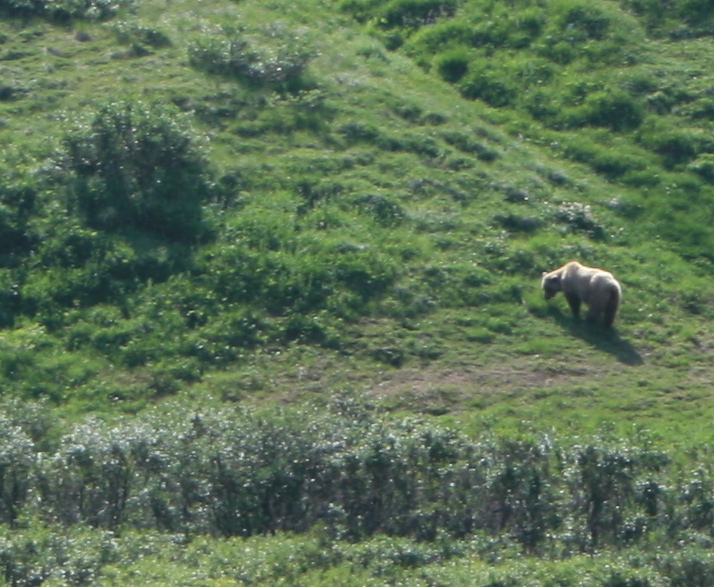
[4,524,714,586]
[0,398,712,556]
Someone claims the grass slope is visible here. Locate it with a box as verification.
[3,0,714,584]
[0,0,712,444]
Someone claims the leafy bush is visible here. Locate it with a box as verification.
[494,212,542,234]
[0,170,38,267]
[621,0,714,35]
[553,201,606,240]
[432,46,471,83]
[0,414,35,527]
[687,154,714,182]
[378,0,458,30]
[0,0,134,19]
[188,25,314,91]
[564,440,667,550]
[0,399,686,551]
[551,0,615,41]
[405,20,480,57]
[111,20,172,50]
[60,100,212,242]
[560,136,650,179]
[578,89,644,131]
[357,193,406,227]
[458,62,518,108]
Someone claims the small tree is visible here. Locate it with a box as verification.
[61,101,212,243]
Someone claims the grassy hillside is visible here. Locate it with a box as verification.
[0,0,711,431]
[2,0,714,583]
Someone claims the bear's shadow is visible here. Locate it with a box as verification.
[551,310,643,365]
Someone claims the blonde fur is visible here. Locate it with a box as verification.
[541,261,621,327]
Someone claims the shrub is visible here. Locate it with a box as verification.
[561,136,649,179]
[458,62,518,108]
[111,21,172,49]
[687,154,714,183]
[553,202,606,240]
[551,0,614,41]
[188,25,314,92]
[356,193,406,227]
[579,89,644,131]
[494,212,542,234]
[337,0,385,23]
[0,414,35,526]
[404,20,478,57]
[60,100,212,242]
[0,171,38,266]
[432,46,470,83]
[534,0,641,64]
[0,0,135,19]
[442,129,499,160]
[637,123,702,168]
[377,0,458,30]
[0,398,705,558]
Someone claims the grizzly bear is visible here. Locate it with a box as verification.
[541,261,621,327]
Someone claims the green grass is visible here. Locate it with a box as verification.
[2,0,714,583]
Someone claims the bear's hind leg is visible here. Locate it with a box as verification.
[565,293,581,318]
[585,302,603,323]
[602,291,619,327]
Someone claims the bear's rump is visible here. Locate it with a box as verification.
[585,273,618,304]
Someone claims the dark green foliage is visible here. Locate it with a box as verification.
[111,21,172,51]
[0,171,38,267]
[0,401,709,582]
[379,0,458,30]
[551,1,614,41]
[458,62,518,108]
[688,155,714,183]
[552,202,605,240]
[61,101,212,243]
[567,441,667,549]
[188,26,314,91]
[407,21,480,57]
[638,126,700,168]
[0,415,34,527]
[578,90,644,132]
[494,212,542,234]
[433,47,470,82]
[0,399,700,554]
[0,0,134,19]
[199,238,397,319]
[337,0,386,23]
[622,0,714,35]
[357,193,406,227]
[560,137,650,180]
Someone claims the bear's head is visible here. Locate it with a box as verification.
[541,272,561,300]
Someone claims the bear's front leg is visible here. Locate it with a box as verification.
[565,293,581,318]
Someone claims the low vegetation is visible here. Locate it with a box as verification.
[0,0,714,583]
[2,397,714,585]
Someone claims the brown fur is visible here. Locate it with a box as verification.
[541,261,621,327]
